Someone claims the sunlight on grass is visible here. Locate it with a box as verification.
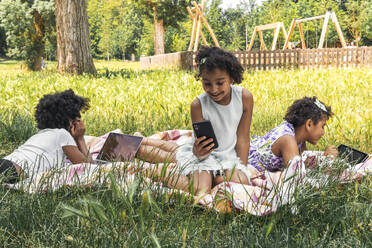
[0,60,370,152]
[0,60,371,247]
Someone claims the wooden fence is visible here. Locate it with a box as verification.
[232,47,372,70]
[140,47,372,70]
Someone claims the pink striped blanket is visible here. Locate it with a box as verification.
[6,129,372,216]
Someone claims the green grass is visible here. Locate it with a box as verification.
[0,59,371,247]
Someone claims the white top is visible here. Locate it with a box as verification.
[198,84,243,153]
[4,128,77,178]
[176,85,248,176]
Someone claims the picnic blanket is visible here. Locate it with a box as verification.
[4,129,372,216]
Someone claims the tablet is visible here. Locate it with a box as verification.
[95,133,143,163]
[337,144,369,164]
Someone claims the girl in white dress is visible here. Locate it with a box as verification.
[175,46,255,195]
[133,47,256,195]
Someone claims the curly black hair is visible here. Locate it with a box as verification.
[284,96,333,128]
[35,89,90,130]
[195,46,244,84]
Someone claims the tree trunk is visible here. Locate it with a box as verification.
[30,11,44,71]
[153,7,165,55]
[55,0,96,74]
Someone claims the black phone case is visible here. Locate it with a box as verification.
[337,144,368,164]
[192,120,219,149]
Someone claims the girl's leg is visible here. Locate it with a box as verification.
[190,170,213,195]
[133,133,189,191]
[223,169,250,185]
[137,144,177,164]
[141,163,189,191]
[134,132,178,152]
[134,132,178,163]
[214,166,256,185]
[141,137,178,152]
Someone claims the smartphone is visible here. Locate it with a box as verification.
[337,144,369,164]
[192,120,219,149]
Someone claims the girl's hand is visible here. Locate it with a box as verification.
[324,145,338,159]
[70,119,86,140]
[192,136,215,160]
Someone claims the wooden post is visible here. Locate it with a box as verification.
[281,23,288,39]
[200,29,208,46]
[193,14,202,51]
[283,19,296,49]
[330,11,346,48]
[193,1,220,47]
[187,0,219,51]
[318,12,330,48]
[258,31,267,50]
[187,7,197,51]
[271,25,280,50]
[248,27,257,51]
[298,23,306,49]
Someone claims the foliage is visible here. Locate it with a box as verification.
[0,61,371,246]
[342,0,372,45]
[2,0,372,61]
[136,19,155,57]
[87,0,144,60]
[0,0,55,69]
[132,0,191,28]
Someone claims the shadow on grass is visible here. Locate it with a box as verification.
[95,67,189,79]
[0,57,22,65]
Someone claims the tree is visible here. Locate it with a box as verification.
[0,27,7,57]
[55,0,96,74]
[342,0,371,46]
[0,0,54,70]
[132,0,191,55]
[87,0,145,60]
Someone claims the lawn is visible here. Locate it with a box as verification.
[0,59,371,247]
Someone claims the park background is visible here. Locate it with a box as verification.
[0,0,371,247]
[0,0,372,65]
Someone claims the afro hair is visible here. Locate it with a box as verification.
[195,46,244,84]
[35,89,90,130]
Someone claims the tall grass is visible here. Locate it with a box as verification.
[0,60,371,247]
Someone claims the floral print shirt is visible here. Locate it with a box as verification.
[248,121,303,172]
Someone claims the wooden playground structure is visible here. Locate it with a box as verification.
[283,11,346,49]
[141,9,372,70]
[186,4,347,52]
[187,0,219,51]
[247,22,288,51]
[248,11,347,51]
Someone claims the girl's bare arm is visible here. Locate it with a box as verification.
[235,89,253,165]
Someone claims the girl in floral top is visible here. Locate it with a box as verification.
[248,96,337,172]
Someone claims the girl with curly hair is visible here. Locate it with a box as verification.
[0,89,91,183]
[168,46,255,195]
[247,96,336,172]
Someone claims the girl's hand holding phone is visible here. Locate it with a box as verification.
[192,136,215,160]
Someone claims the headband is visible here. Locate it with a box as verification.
[200,57,207,64]
[314,99,328,113]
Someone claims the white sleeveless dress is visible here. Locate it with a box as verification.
[176,85,251,177]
